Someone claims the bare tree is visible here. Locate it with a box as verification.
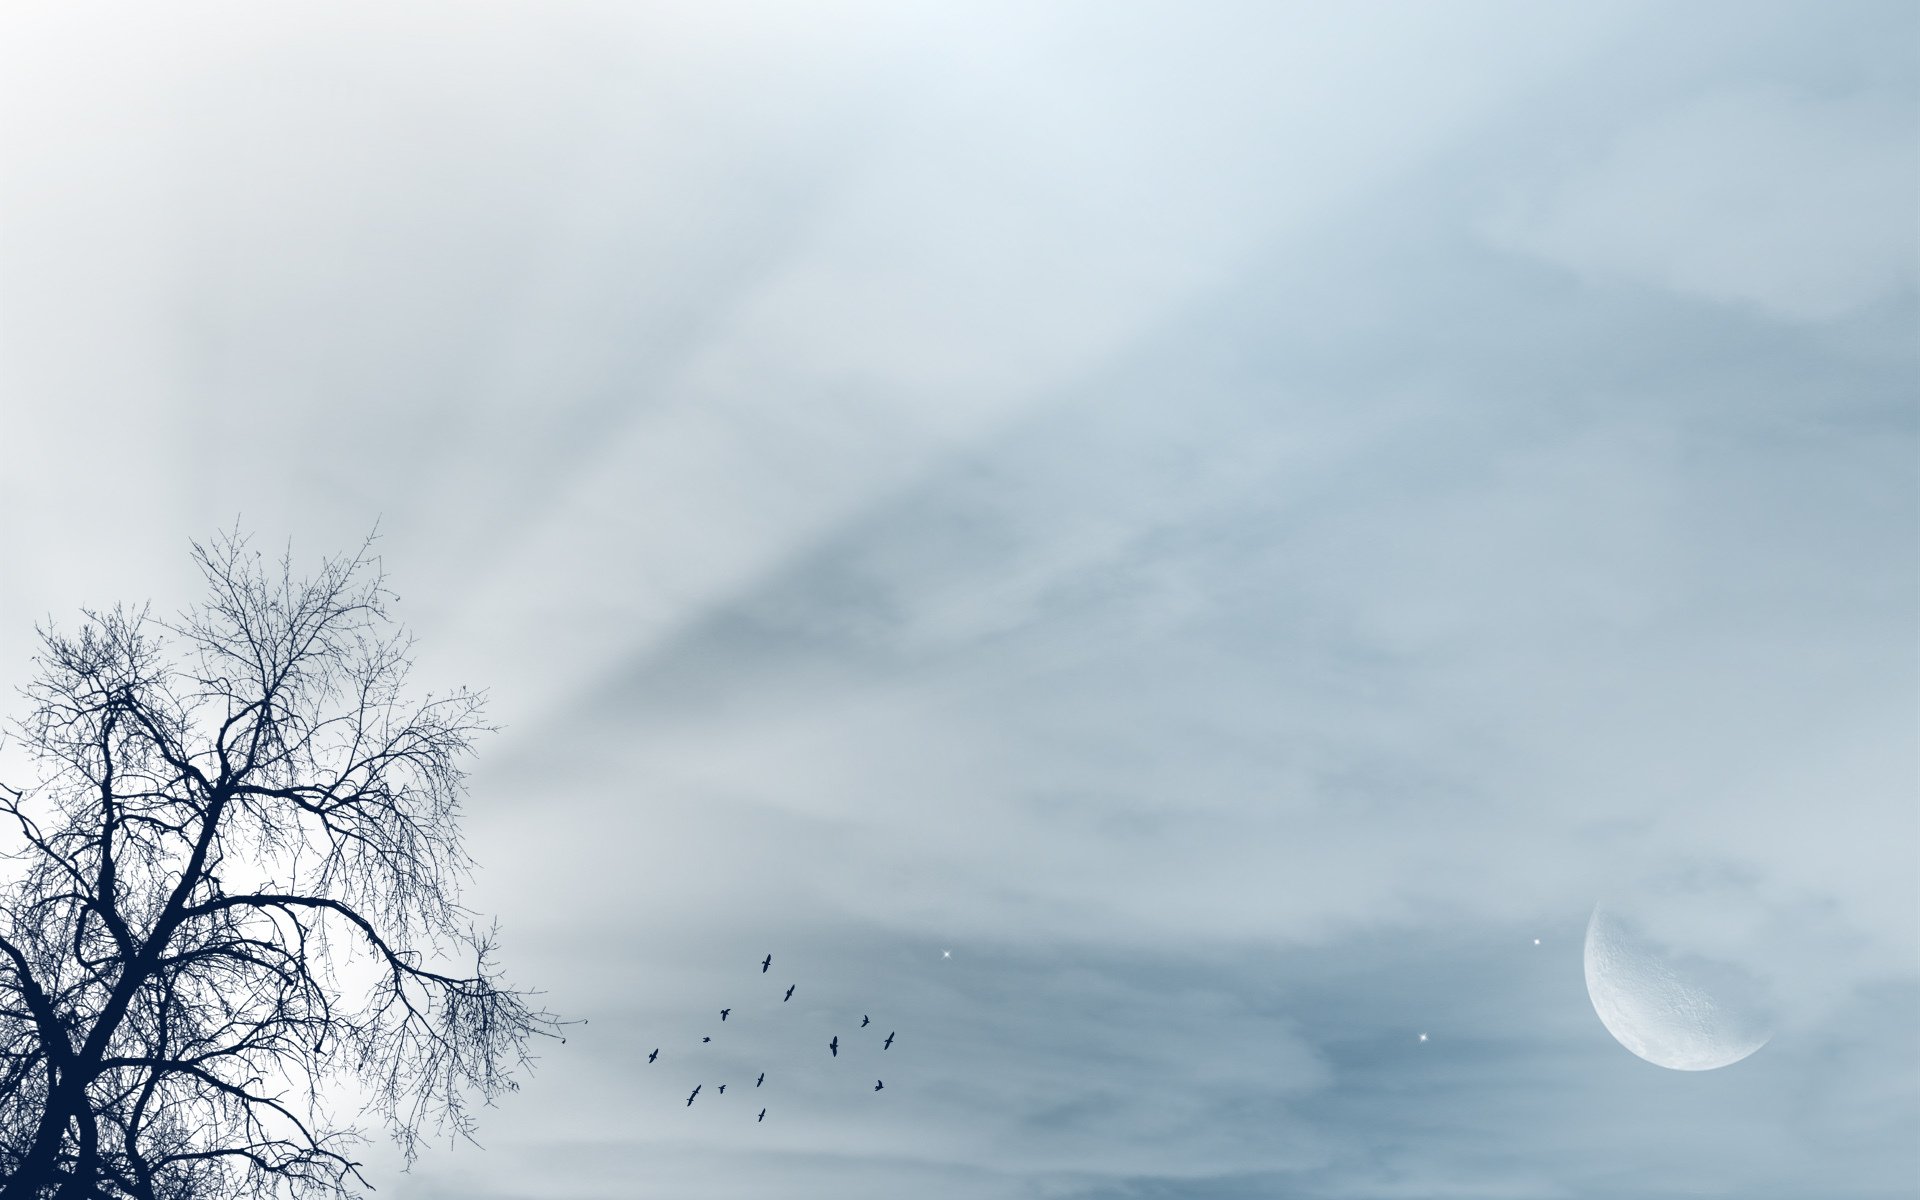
[0,533,561,1199]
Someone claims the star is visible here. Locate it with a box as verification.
[942,950,950,959]
[1418,1032,1428,1042]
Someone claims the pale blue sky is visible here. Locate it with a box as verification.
[1,2,1915,1196]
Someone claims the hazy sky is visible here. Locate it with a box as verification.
[1,2,1916,1197]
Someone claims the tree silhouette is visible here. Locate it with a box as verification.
[0,533,560,1199]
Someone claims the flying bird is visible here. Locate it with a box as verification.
[686,1086,701,1107]
[784,984,795,1001]
[757,1108,766,1122]
[874,1080,884,1092]
[861,1015,870,1028]
[761,954,772,973]
[648,1048,659,1063]
[702,1036,711,1043]
[829,1036,839,1057]
[883,1032,895,1050]
[720,1008,731,1021]
[756,1072,765,1087]
[717,1084,726,1094]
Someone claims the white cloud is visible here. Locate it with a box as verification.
[1484,88,1917,323]
[2,3,1914,1197]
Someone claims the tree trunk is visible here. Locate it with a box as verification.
[0,1081,76,1200]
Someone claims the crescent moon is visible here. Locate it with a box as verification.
[1583,903,1770,1071]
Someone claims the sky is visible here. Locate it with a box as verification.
[1,1,1916,1197]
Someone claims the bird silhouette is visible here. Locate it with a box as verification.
[648,1048,659,1063]
[717,1084,726,1094]
[874,1080,884,1092]
[784,984,795,1002]
[720,1008,731,1021]
[702,1036,711,1043]
[757,1107,766,1122]
[761,954,772,973]
[756,1072,765,1087]
[829,1036,839,1057]
[686,1086,701,1107]
[883,1032,895,1050]
[861,1015,870,1028]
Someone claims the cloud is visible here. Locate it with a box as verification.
[1,2,1914,1198]
[1483,88,1918,323]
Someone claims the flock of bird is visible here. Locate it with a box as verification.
[651,952,897,1123]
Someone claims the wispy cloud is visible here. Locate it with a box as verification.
[1,2,1913,1198]
[1484,88,1918,323]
